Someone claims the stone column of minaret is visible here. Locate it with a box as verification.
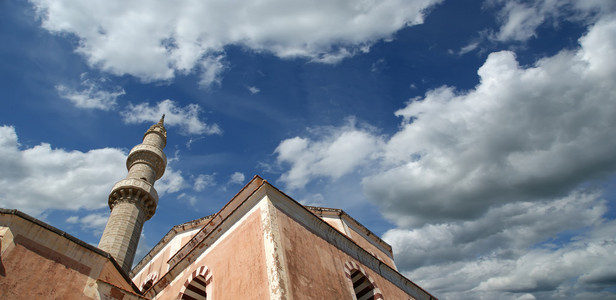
[98,115,167,273]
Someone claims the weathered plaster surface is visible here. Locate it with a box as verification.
[260,196,292,300]
[0,211,140,300]
[276,208,419,300]
[267,187,436,300]
[0,234,92,299]
[152,207,269,300]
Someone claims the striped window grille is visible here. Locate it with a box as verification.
[351,269,377,300]
[180,275,207,300]
[178,266,211,300]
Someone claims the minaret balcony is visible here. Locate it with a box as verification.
[108,178,159,219]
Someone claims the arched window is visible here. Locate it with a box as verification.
[344,261,384,300]
[178,266,212,300]
[351,269,376,300]
[141,272,158,292]
[181,275,208,300]
[141,279,154,292]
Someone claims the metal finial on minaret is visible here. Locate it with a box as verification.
[99,119,167,273]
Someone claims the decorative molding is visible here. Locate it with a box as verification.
[109,179,159,219]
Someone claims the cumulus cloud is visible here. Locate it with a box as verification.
[193,173,216,192]
[384,192,605,270]
[56,73,124,110]
[0,125,126,216]
[156,168,186,195]
[493,1,545,42]
[375,13,616,300]
[198,54,227,87]
[271,11,616,299]
[121,99,221,135]
[247,86,260,95]
[228,172,245,185]
[29,0,442,85]
[66,212,110,234]
[177,193,198,207]
[275,120,383,190]
[404,219,616,299]
[364,15,616,226]
[298,193,326,207]
[457,41,479,56]
[384,192,615,299]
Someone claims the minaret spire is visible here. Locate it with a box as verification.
[98,119,167,273]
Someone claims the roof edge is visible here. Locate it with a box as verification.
[305,206,393,254]
[131,213,215,277]
[165,175,265,267]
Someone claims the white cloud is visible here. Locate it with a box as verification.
[228,172,245,185]
[56,73,124,110]
[121,99,221,135]
[384,192,615,299]
[384,191,605,270]
[156,168,186,195]
[370,59,386,73]
[0,125,126,216]
[185,137,204,150]
[404,220,616,299]
[193,173,216,192]
[153,149,188,195]
[29,0,442,85]
[298,193,326,207]
[65,216,79,223]
[198,54,227,87]
[364,15,616,226]
[247,86,260,94]
[66,212,110,234]
[177,193,198,206]
[494,1,544,42]
[275,120,383,190]
[489,0,616,43]
[457,41,479,55]
[271,11,616,299]
[374,12,616,300]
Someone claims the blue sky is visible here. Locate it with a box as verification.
[1,0,616,299]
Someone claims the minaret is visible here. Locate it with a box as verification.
[99,115,167,273]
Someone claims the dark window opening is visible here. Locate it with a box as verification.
[142,279,154,292]
[351,270,376,300]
